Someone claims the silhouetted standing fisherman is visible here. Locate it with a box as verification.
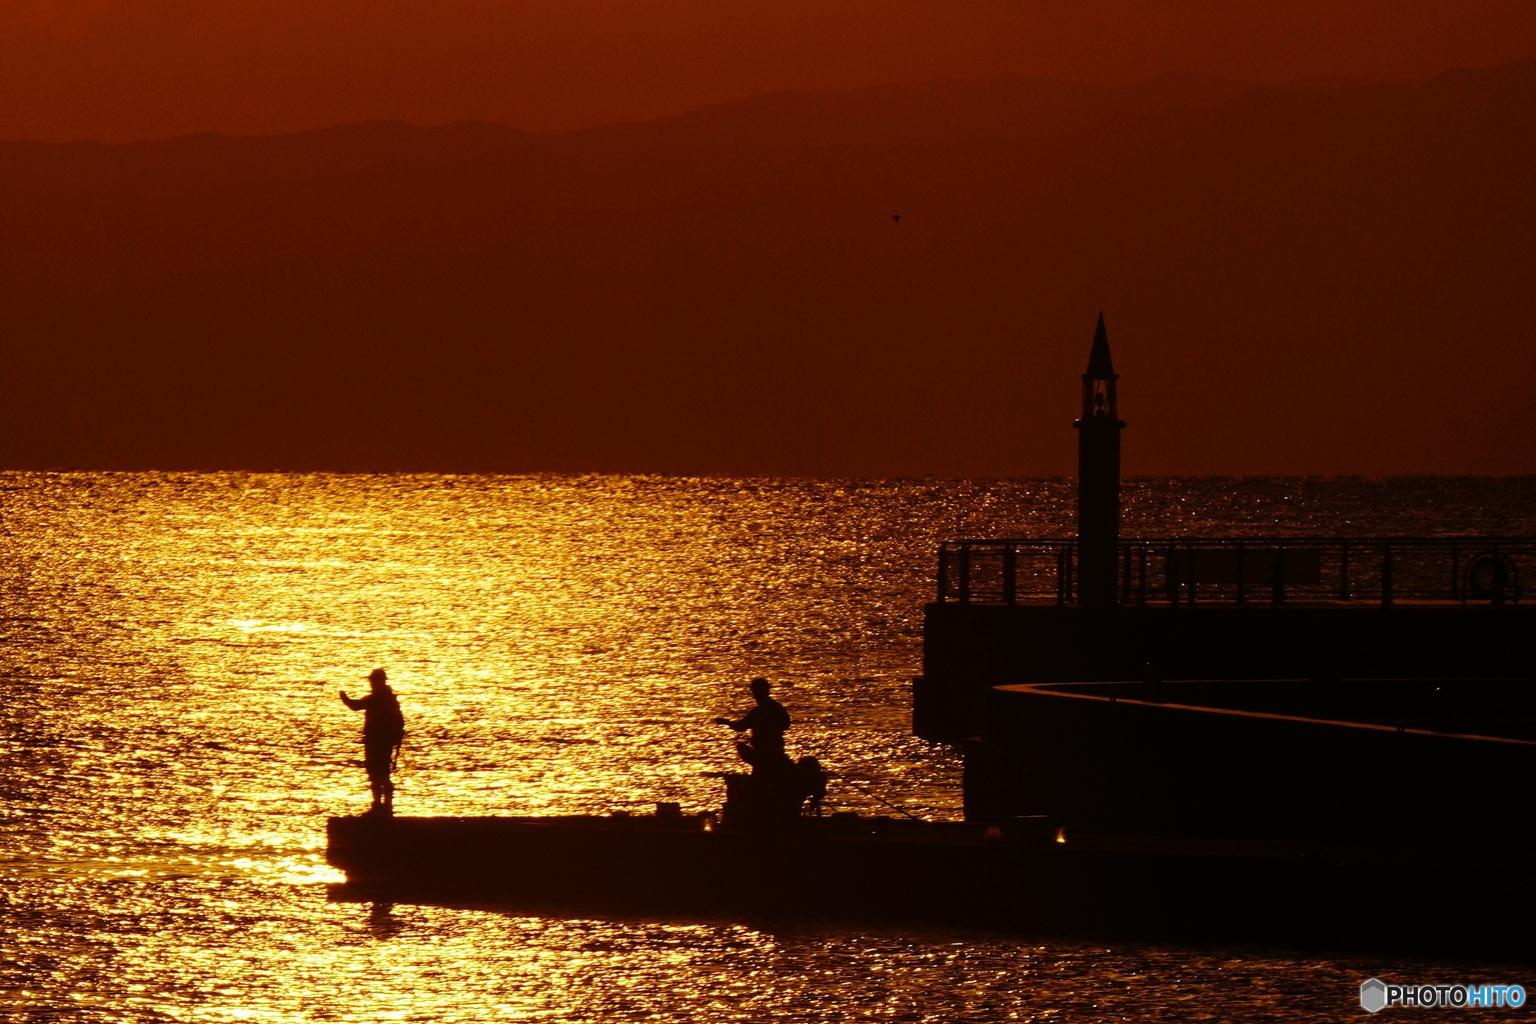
[716,677,791,773]
[341,668,405,814]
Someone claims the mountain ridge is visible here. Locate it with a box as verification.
[2,62,1532,475]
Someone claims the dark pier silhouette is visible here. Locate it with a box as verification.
[917,315,1532,741]
[327,801,1532,955]
[326,316,1535,956]
[918,546,1534,739]
[905,317,1536,953]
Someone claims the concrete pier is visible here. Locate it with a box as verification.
[325,810,1535,955]
[963,676,1536,846]
[916,600,1536,740]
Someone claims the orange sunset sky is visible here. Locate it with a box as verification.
[5,0,1536,141]
[1,1,1534,475]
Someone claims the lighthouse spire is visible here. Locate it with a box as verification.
[1086,312,1115,378]
[1074,313,1125,608]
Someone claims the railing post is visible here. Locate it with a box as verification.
[1271,545,1287,605]
[958,544,972,604]
[1056,545,1066,605]
[1064,543,1075,604]
[1187,544,1197,605]
[1137,545,1148,606]
[1121,544,1132,604]
[1003,544,1017,605]
[936,544,949,603]
[1339,541,1350,601]
[1451,541,1461,602]
[1165,545,1179,605]
[1380,546,1394,606]
[1235,542,1247,605]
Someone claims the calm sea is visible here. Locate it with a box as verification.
[2,473,1532,1022]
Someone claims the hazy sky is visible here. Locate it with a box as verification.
[1,1,1534,475]
[4,0,1536,141]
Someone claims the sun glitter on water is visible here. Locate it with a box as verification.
[2,473,1531,1021]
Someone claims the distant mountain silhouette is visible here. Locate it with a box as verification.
[4,0,1532,142]
[1,65,1532,474]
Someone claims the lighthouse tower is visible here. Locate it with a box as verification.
[1074,313,1125,608]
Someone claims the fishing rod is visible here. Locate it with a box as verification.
[799,736,926,822]
[826,772,926,822]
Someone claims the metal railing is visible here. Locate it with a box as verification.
[935,537,1534,606]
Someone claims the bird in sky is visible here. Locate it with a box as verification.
[892,214,902,223]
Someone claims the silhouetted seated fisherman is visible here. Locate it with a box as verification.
[340,668,405,815]
[715,679,826,829]
[715,677,792,772]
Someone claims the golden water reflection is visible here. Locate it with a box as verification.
[2,473,1530,1020]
